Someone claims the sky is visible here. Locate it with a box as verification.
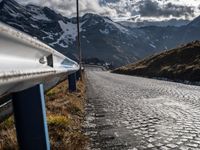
[15,0,200,22]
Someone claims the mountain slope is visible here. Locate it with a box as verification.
[1,0,200,67]
[0,0,76,57]
[113,41,200,82]
[0,0,141,66]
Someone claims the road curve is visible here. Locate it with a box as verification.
[84,70,200,150]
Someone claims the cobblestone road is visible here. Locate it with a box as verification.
[84,70,200,150]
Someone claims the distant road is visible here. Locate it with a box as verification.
[84,69,200,150]
[84,64,107,71]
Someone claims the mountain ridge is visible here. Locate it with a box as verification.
[1,0,200,67]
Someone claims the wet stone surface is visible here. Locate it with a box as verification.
[84,70,200,150]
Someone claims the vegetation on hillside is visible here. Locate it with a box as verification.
[0,79,88,150]
[113,41,200,83]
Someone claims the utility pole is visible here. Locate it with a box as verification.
[76,0,82,80]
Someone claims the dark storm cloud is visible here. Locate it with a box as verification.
[15,0,117,17]
[138,0,195,18]
[15,0,199,21]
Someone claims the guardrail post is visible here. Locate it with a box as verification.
[68,73,77,92]
[76,70,80,81]
[12,84,50,150]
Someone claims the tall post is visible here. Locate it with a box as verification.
[12,84,50,150]
[76,0,82,80]
[68,73,77,92]
[76,70,81,81]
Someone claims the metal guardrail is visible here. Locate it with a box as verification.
[0,22,79,98]
[0,22,80,150]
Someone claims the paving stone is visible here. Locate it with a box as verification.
[147,144,154,148]
[148,138,156,142]
[176,141,183,145]
[185,143,198,148]
[193,140,200,144]
[155,143,163,147]
[179,146,191,150]
[84,71,200,149]
[166,143,178,148]
[160,146,170,150]
[128,148,138,150]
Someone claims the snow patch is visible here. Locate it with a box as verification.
[149,43,156,49]
[50,20,78,48]
[100,29,109,34]
[4,5,20,17]
[31,24,39,29]
[59,20,77,41]
[32,14,50,21]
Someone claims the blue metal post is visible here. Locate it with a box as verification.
[68,73,77,92]
[12,84,50,150]
[76,70,80,81]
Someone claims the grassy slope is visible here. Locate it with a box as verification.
[113,41,200,82]
[0,79,88,150]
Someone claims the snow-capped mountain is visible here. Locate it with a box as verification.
[1,0,200,67]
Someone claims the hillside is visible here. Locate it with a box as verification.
[112,41,200,83]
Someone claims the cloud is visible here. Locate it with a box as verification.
[16,0,117,17]
[138,1,195,18]
[100,0,121,4]
[15,0,200,21]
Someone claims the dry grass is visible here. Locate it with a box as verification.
[0,117,17,150]
[46,78,88,150]
[0,76,88,150]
